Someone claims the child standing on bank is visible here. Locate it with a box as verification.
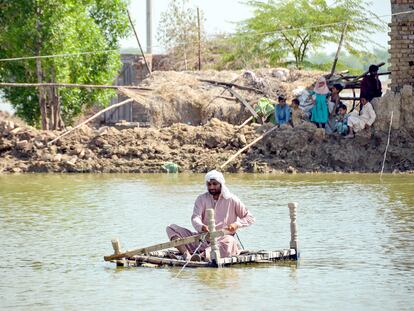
[310,77,329,128]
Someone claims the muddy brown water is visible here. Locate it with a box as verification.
[0,173,413,310]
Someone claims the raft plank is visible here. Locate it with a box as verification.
[104,229,228,261]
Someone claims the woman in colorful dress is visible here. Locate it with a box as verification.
[310,77,329,128]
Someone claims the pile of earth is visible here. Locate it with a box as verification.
[113,68,324,127]
[1,110,413,174]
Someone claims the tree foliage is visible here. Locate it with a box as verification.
[0,0,130,128]
[157,0,206,70]
[223,0,385,69]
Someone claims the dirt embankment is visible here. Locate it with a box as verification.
[1,69,413,174]
[1,112,413,174]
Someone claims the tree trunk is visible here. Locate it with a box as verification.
[35,58,48,130]
[36,15,48,130]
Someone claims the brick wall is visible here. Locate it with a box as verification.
[389,0,414,92]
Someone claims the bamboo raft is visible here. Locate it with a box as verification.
[104,202,299,268]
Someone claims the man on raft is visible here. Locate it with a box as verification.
[166,170,255,261]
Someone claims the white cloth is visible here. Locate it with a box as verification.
[348,102,376,132]
[314,77,329,94]
[204,170,231,199]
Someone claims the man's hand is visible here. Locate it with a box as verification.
[365,123,370,129]
[226,223,238,234]
[201,225,209,233]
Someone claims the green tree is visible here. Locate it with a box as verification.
[157,0,206,70]
[0,0,130,129]
[225,0,385,69]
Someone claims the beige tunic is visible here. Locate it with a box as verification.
[348,102,376,132]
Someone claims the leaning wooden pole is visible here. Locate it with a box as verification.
[47,98,134,146]
[329,22,348,77]
[127,9,152,77]
[220,126,278,169]
[197,7,202,71]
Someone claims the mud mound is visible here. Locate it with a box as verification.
[1,110,414,174]
[122,69,324,127]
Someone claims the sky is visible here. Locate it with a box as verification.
[122,0,392,53]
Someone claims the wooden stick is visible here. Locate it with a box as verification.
[127,9,152,77]
[226,87,260,120]
[104,229,229,261]
[237,116,254,130]
[199,79,265,94]
[47,98,135,145]
[220,125,278,169]
[218,95,237,101]
[0,82,152,90]
[329,22,348,77]
[197,7,202,71]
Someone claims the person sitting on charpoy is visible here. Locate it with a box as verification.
[166,170,255,261]
[274,95,292,127]
[345,97,376,139]
[335,103,349,136]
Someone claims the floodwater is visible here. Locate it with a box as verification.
[0,173,413,310]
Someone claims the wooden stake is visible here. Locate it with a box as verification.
[47,98,135,146]
[288,202,299,255]
[220,125,278,169]
[207,208,221,267]
[111,238,122,254]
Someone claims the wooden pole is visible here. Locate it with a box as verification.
[47,98,134,146]
[127,9,152,77]
[0,82,151,90]
[111,238,124,266]
[199,79,265,94]
[220,125,278,169]
[329,22,348,77]
[288,202,299,257]
[207,208,221,267]
[197,7,202,71]
[237,116,254,130]
[226,87,260,121]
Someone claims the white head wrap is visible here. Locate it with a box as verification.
[204,170,231,199]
